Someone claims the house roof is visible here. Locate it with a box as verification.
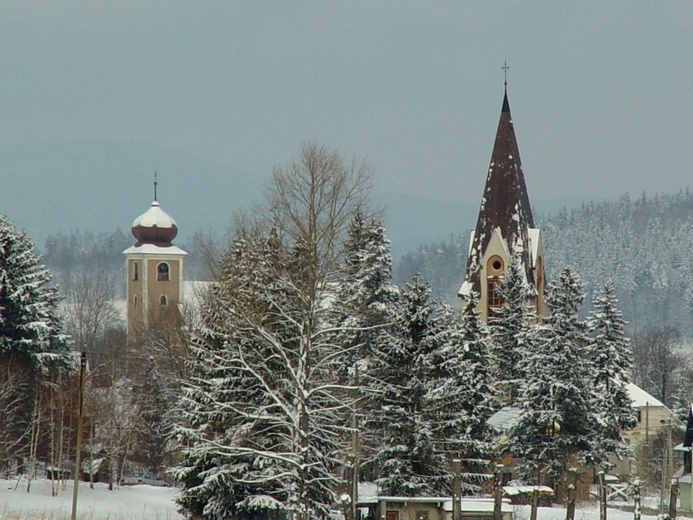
[626,382,665,408]
[487,406,522,431]
[488,384,669,433]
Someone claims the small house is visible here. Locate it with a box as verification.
[356,494,512,520]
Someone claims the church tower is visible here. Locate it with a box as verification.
[123,183,187,345]
[459,85,545,323]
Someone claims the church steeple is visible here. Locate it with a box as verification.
[459,85,544,322]
[123,185,187,346]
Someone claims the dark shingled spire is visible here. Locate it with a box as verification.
[461,90,535,296]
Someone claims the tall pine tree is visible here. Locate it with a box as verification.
[0,215,72,470]
[587,281,637,461]
[489,257,535,402]
[510,266,598,496]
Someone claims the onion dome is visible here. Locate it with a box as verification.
[131,201,178,246]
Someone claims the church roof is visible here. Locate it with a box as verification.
[131,200,179,246]
[460,89,536,296]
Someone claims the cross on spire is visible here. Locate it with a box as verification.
[153,171,158,202]
[502,61,510,88]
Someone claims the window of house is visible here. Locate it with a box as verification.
[157,262,170,281]
[132,262,139,281]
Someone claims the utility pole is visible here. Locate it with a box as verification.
[493,464,503,520]
[452,458,462,520]
[71,351,87,520]
[660,418,673,515]
[669,478,679,520]
[598,471,607,520]
[350,383,359,520]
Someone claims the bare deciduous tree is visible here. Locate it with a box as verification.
[632,326,682,408]
[174,143,374,519]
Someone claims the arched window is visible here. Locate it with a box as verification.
[157,262,170,281]
[160,295,168,306]
[132,262,139,281]
[133,295,138,307]
[487,256,505,314]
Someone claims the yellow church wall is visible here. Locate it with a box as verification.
[125,254,184,345]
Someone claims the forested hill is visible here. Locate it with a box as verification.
[395,189,693,337]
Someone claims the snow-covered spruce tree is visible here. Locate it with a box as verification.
[489,257,536,402]
[367,275,493,496]
[0,215,73,471]
[509,266,598,497]
[425,294,495,494]
[586,281,637,461]
[172,144,371,520]
[335,212,400,368]
[173,231,288,518]
[330,211,401,499]
[366,275,447,496]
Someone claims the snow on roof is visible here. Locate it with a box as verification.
[627,382,665,408]
[487,406,522,431]
[442,498,513,513]
[358,481,379,502]
[132,201,177,229]
[123,243,187,256]
[503,486,553,496]
[528,228,541,267]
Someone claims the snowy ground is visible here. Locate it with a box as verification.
[0,480,670,520]
[0,478,183,519]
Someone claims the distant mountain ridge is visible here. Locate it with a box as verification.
[0,140,483,257]
[0,140,264,250]
[2,139,581,263]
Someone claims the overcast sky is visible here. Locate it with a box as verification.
[1,2,691,211]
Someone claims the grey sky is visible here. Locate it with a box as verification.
[1,2,691,213]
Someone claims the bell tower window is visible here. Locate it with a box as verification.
[157,262,170,281]
[487,256,505,314]
[160,295,168,306]
[132,262,139,281]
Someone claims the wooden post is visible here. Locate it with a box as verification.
[71,351,87,520]
[493,464,503,520]
[632,478,641,520]
[669,478,679,520]
[661,418,673,515]
[530,486,539,520]
[598,471,607,520]
[565,468,577,520]
[349,365,360,520]
[452,459,462,520]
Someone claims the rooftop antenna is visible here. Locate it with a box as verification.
[153,171,158,202]
[502,61,510,91]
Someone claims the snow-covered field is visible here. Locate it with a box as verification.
[0,478,183,519]
[0,479,668,520]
